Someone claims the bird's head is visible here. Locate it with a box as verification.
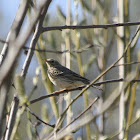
[44,59,60,68]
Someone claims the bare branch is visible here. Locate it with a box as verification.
[0,39,8,44]
[46,96,99,139]
[0,2,52,137]
[52,26,140,132]
[0,0,29,66]
[26,107,55,128]
[94,78,124,86]
[21,0,52,78]
[23,44,98,54]
[0,0,49,87]
[29,77,140,104]
[0,0,29,137]
[114,61,140,67]
[47,73,136,140]
[42,22,140,32]
[62,96,99,130]
[29,86,86,104]
[0,40,100,54]
[4,97,19,140]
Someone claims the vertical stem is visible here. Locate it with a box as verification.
[93,0,110,136]
[0,83,10,138]
[59,44,66,115]
[5,97,19,140]
[124,2,131,126]
[92,1,103,137]
[74,1,91,138]
[117,1,125,139]
[35,41,59,119]
[124,0,130,72]
[65,0,71,125]
[0,1,29,138]
[0,33,10,66]
[126,64,139,137]
[123,1,131,139]
[75,32,91,140]
[125,54,140,139]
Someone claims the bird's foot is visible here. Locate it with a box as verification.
[55,88,68,94]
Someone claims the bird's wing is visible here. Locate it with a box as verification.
[58,66,90,84]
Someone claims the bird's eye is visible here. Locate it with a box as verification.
[51,60,54,63]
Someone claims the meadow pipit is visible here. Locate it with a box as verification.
[44,58,91,90]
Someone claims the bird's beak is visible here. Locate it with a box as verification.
[44,59,48,63]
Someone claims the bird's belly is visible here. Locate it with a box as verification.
[48,75,85,89]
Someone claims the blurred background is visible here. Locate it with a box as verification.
[0,0,140,140]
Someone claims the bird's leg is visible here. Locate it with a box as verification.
[56,95,64,104]
[55,88,68,94]
[55,89,68,104]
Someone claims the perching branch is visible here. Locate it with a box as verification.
[52,26,140,132]
[29,78,140,105]
[29,86,86,104]
[47,72,136,140]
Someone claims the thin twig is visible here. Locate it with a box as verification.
[94,78,124,86]
[52,26,140,133]
[133,79,140,82]
[114,61,140,67]
[23,44,97,53]
[62,96,99,130]
[47,73,136,140]
[34,122,41,140]
[29,86,85,104]
[26,107,55,128]
[46,96,99,139]
[0,39,8,44]
[21,0,52,78]
[0,39,98,54]
[29,77,140,104]
[0,0,29,138]
[4,97,19,140]
[42,22,140,32]
[27,113,41,140]
[0,0,49,87]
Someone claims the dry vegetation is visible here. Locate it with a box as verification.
[0,0,140,140]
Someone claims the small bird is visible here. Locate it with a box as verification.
[44,58,91,90]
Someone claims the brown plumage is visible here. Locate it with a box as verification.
[44,58,90,89]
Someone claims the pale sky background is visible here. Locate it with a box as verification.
[1,0,140,37]
[0,0,82,38]
[0,0,140,76]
